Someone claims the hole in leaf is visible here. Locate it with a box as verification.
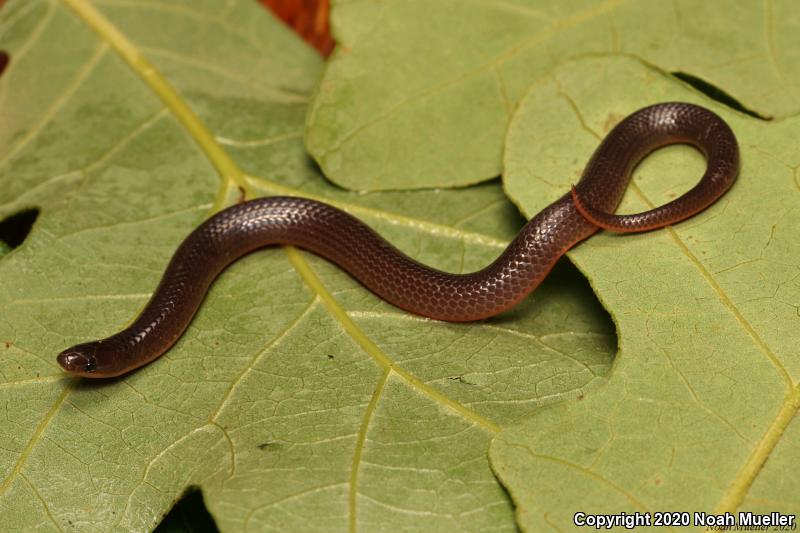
[0,51,8,77]
[671,71,768,120]
[0,208,39,250]
[154,487,219,532]
[488,257,617,384]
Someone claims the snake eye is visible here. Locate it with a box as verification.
[84,356,97,372]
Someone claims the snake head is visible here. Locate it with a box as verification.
[57,344,98,376]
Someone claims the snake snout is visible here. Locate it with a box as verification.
[57,348,97,374]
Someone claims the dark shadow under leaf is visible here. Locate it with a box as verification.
[672,71,769,119]
[0,208,39,250]
[155,488,219,533]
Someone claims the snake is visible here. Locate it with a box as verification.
[56,102,739,378]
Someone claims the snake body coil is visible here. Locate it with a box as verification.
[57,103,739,378]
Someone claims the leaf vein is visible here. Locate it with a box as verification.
[284,248,501,434]
[349,369,390,533]
[0,41,108,168]
[0,384,70,497]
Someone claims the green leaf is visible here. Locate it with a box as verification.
[306,0,799,190]
[0,1,615,530]
[492,55,800,530]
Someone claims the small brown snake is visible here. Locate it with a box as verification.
[57,102,739,378]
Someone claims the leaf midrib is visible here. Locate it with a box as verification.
[63,0,253,210]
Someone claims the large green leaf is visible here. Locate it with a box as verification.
[492,55,800,530]
[305,0,800,190]
[0,1,615,530]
